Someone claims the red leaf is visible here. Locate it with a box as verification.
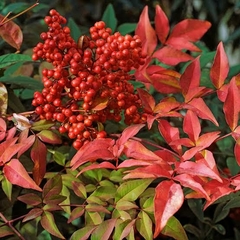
[23,208,43,222]
[183,110,200,142]
[158,120,182,154]
[210,42,229,89]
[0,117,6,141]
[203,179,232,210]
[78,162,116,176]
[154,97,180,114]
[118,159,155,168]
[17,135,35,158]
[137,88,155,113]
[123,140,165,162]
[117,124,145,146]
[135,6,157,56]
[70,138,115,169]
[166,19,211,50]
[184,97,218,126]
[0,15,23,50]
[3,159,42,191]
[176,161,222,182]
[179,57,200,96]
[167,37,201,52]
[155,5,169,44]
[30,137,47,186]
[124,164,172,180]
[152,46,193,65]
[223,77,240,131]
[18,193,42,206]
[217,84,229,102]
[154,181,184,238]
[149,72,181,94]
[174,173,210,200]
[234,138,240,166]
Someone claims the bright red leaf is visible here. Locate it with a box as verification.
[154,5,169,44]
[158,119,182,154]
[174,173,210,200]
[223,77,240,131]
[154,180,184,238]
[3,158,42,191]
[210,42,229,89]
[166,19,211,51]
[135,6,157,56]
[184,97,218,126]
[137,88,155,113]
[183,110,200,142]
[176,161,222,182]
[71,138,115,170]
[17,135,35,158]
[179,57,200,97]
[152,46,193,65]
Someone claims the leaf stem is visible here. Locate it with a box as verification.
[0,1,39,26]
[0,212,25,240]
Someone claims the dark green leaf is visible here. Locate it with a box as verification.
[227,157,240,176]
[187,199,204,222]
[0,54,31,68]
[101,3,117,32]
[68,17,82,42]
[0,75,43,90]
[117,23,137,35]
[213,202,230,223]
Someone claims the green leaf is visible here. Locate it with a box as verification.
[223,196,240,210]
[70,225,97,240]
[85,211,103,225]
[31,120,55,131]
[68,206,85,223]
[72,181,87,199]
[184,224,202,238]
[0,82,7,115]
[92,186,116,201]
[162,216,188,240]
[0,75,43,90]
[115,179,153,202]
[213,202,229,223]
[1,177,12,200]
[40,211,65,239]
[227,157,240,176]
[68,17,82,42]
[4,61,24,76]
[37,130,62,145]
[213,224,226,235]
[117,23,137,35]
[187,199,204,222]
[200,51,215,68]
[0,54,31,68]
[116,200,138,211]
[91,219,117,240]
[0,225,14,238]
[48,150,66,166]
[136,211,153,240]
[101,3,117,32]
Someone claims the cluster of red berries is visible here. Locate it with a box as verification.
[32,9,146,149]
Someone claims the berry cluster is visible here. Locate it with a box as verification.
[32,9,146,149]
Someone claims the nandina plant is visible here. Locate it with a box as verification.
[1,2,240,240]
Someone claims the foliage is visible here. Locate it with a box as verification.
[1,1,240,240]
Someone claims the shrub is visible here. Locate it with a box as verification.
[1,2,240,240]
